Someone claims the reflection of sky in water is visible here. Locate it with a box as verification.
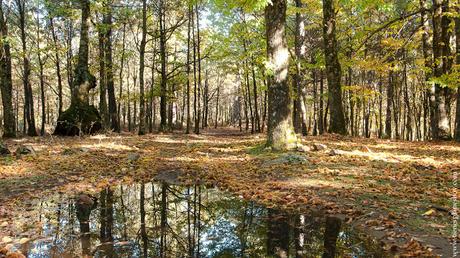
[16,182,385,258]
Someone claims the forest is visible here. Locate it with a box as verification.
[0,0,459,257]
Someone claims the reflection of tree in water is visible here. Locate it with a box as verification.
[25,182,385,257]
[97,188,115,257]
[75,194,97,257]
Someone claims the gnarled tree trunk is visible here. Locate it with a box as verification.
[54,0,101,136]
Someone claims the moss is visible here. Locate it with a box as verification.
[53,103,102,136]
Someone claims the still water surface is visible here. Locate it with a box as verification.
[17,181,385,257]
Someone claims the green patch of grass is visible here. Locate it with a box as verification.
[1,155,15,165]
[247,143,269,156]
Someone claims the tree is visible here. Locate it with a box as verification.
[103,1,118,132]
[0,0,15,138]
[322,0,346,135]
[431,0,450,140]
[54,0,101,136]
[265,0,297,150]
[138,0,147,135]
[455,5,460,141]
[293,0,308,136]
[15,0,38,136]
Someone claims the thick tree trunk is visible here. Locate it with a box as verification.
[54,0,101,136]
[431,0,451,139]
[159,0,168,132]
[322,0,346,135]
[0,0,15,138]
[265,0,297,150]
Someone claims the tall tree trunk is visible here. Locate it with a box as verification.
[159,0,168,132]
[49,17,63,117]
[194,3,202,134]
[186,4,192,134]
[202,70,209,128]
[251,64,260,132]
[455,7,460,141]
[244,59,254,133]
[294,0,307,135]
[215,83,220,129]
[16,0,37,136]
[385,69,394,138]
[322,0,346,135]
[36,13,46,136]
[319,71,324,134]
[138,0,147,135]
[103,1,118,132]
[265,0,297,150]
[98,27,108,128]
[431,0,451,139]
[420,0,432,139]
[0,0,15,138]
[65,19,74,93]
[118,22,126,132]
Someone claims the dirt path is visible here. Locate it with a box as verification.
[0,128,458,257]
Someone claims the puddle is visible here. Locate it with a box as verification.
[9,182,386,257]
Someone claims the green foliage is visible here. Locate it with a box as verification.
[429,65,460,90]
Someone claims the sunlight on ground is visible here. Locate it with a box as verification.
[291,178,351,189]
[79,142,138,151]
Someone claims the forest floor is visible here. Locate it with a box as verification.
[0,127,458,257]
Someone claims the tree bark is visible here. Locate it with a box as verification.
[322,0,346,135]
[118,22,126,132]
[455,7,460,141]
[294,0,307,135]
[138,0,147,135]
[98,27,109,128]
[194,3,202,134]
[265,0,297,150]
[36,13,46,136]
[431,0,451,139]
[0,0,15,138]
[385,68,394,138]
[159,0,169,132]
[186,4,192,134]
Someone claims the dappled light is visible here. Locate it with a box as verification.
[0,0,459,256]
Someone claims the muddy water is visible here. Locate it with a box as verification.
[15,182,385,257]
